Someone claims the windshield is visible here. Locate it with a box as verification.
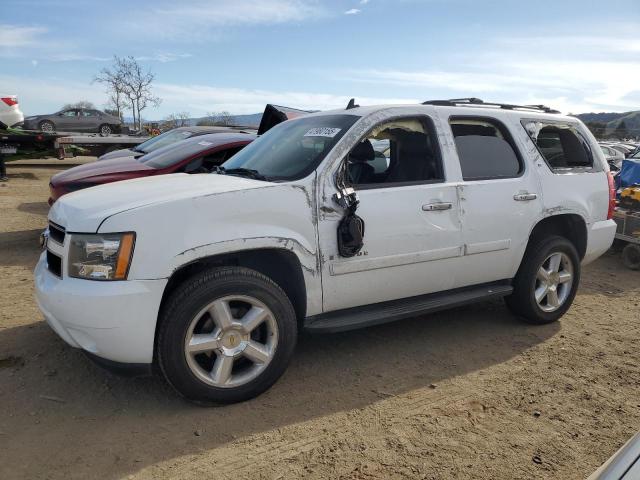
[221,114,359,180]
[135,129,194,153]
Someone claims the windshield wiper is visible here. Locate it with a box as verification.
[214,166,268,181]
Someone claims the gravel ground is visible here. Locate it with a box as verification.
[0,159,639,480]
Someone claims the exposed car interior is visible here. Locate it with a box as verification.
[347,118,443,186]
[182,147,245,173]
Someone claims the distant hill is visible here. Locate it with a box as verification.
[575,111,640,138]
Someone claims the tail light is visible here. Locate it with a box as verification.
[607,171,616,220]
[1,97,18,107]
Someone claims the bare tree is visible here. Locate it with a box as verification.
[93,58,127,120]
[118,56,161,131]
[94,55,161,131]
[196,111,234,126]
[61,100,96,110]
[162,112,190,130]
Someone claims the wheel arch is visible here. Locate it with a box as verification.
[160,247,308,323]
[526,213,588,260]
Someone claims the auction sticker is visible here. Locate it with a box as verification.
[304,127,342,138]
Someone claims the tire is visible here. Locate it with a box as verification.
[99,124,112,137]
[506,235,580,324]
[39,120,55,133]
[621,244,640,270]
[157,266,298,404]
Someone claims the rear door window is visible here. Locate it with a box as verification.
[449,117,523,181]
[522,121,593,169]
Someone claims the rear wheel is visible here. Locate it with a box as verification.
[621,244,640,270]
[506,236,580,324]
[99,124,112,137]
[157,267,297,404]
[39,120,55,133]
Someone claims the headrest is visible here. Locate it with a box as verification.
[349,140,375,163]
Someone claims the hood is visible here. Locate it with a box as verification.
[49,173,271,232]
[51,157,152,184]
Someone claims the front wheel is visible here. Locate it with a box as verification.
[157,267,297,404]
[506,235,580,324]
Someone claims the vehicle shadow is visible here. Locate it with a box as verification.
[17,201,49,217]
[0,228,43,267]
[0,301,559,480]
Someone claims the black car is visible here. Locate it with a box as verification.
[22,108,122,136]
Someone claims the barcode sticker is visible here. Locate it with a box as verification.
[304,128,342,138]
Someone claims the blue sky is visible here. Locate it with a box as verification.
[1,0,639,119]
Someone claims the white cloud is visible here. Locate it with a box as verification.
[127,0,326,40]
[154,82,419,115]
[360,0,371,4]
[135,52,193,63]
[344,8,361,15]
[0,24,46,47]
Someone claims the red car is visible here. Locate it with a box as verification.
[48,132,255,204]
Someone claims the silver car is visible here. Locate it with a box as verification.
[22,108,122,136]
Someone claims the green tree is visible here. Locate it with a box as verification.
[585,122,607,139]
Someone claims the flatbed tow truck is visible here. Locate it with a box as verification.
[0,127,148,160]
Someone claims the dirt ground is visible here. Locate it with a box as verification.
[0,159,639,480]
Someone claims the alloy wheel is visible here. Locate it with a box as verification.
[534,252,574,313]
[184,295,279,388]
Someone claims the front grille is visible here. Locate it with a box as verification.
[46,250,62,278]
[49,222,65,244]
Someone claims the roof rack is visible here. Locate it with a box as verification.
[422,97,560,114]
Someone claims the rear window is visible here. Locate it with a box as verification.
[135,129,194,154]
[450,117,523,181]
[523,121,593,169]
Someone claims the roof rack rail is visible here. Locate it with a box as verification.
[422,98,560,114]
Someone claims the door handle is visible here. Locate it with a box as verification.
[422,202,453,211]
[513,193,538,201]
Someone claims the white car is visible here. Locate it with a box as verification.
[35,98,616,404]
[600,144,625,170]
[0,94,24,128]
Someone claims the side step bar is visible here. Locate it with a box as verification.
[304,282,513,334]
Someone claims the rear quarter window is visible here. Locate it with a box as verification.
[522,121,594,170]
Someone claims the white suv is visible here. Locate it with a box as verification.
[35,99,616,403]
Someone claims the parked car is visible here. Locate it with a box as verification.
[48,132,255,204]
[600,144,625,170]
[0,95,24,128]
[22,108,122,136]
[35,99,616,404]
[96,104,312,161]
[98,126,256,161]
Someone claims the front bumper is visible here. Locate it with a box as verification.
[583,219,617,265]
[34,251,167,364]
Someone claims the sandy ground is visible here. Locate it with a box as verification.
[0,159,639,480]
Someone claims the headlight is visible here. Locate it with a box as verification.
[68,232,135,280]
